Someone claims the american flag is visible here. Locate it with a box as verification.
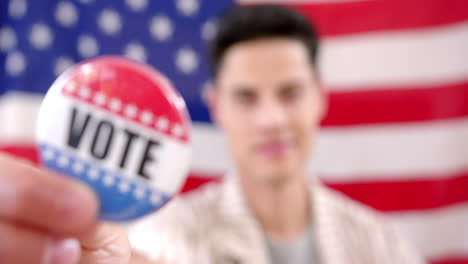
[1,0,467,263]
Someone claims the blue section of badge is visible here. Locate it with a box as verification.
[38,143,171,222]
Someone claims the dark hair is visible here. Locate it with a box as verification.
[210,5,319,78]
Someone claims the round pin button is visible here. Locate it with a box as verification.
[36,56,191,221]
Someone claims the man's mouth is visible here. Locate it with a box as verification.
[256,141,291,158]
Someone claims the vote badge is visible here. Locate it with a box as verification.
[36,56,191,221]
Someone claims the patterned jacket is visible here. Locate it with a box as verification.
[129,176,425,264]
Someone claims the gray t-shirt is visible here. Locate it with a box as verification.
[265,227,319,264]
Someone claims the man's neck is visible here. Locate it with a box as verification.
[239,173,311,241]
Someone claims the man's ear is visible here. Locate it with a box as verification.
[312,69,328,121]
[203,82,219,124]
[318,84,329,121]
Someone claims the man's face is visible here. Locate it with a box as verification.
[211,38,325,184]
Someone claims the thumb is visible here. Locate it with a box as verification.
[78,223,131,264]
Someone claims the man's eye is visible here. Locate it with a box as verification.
[282,87,302,101]
[235,93,256,105]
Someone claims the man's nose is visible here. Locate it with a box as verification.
[254,98,288,132]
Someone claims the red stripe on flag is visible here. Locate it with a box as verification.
[431,257,468,264]
[284,0,468,36]
[0,145,40,163]
[181,171,468,212]
[180,172,221,193]
[322,81,468,126]
[323,171,468,212]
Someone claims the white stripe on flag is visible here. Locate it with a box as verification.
[191,119,468,181]
[321,21,468,89]
[310,118,468,181]
[388,202,468,260]
[0,92,43,145]
[192,123,234,173]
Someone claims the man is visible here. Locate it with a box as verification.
[0,5,423,264]
[128,5,424,264]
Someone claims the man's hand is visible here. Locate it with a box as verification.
[0,153,135,264]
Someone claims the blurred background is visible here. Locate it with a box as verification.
[0,0,467,263]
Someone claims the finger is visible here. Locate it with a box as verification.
[0,219,49,264]
[79,223,131,264]
[0,220,80,264]
[0,153,98,235]
[49,238,81,264]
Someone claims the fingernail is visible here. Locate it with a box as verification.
[46,238,81,264]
